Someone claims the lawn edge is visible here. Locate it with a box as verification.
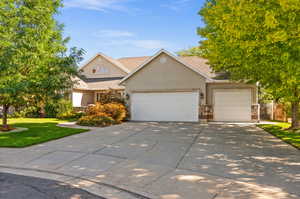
[0,126,90,148]
[257,124,300,150]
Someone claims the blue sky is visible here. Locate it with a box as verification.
[58,0,206,60]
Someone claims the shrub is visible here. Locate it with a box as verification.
[77,102,127,127]
[85,103,126,122]
[58,111,85,120]
[102,103,126,123]
[45,102,58,118]
[77,114,114,127]
[86,103,103,116]
[55,99,74,118]
[10,106,40,118]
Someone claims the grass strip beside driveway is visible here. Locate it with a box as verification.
[258,122,300,149]
[0,118,89,148]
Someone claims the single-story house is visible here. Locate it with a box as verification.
[73,49,259,122]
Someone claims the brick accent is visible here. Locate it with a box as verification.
[200,105,213,120]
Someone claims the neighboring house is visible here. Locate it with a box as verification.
[73,49,259,122]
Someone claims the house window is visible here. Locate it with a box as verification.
[96,90,124,103]
[93,66,109,74]
[100,66,109,74]
[92,66,109,74]
[160,57,167,64]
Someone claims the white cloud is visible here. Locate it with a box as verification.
[94,30,135,38]
[102,39,172,50]
[131,40,169,49]
[161,0,191,11]
[64,0,130,12]
[92,29,172,50]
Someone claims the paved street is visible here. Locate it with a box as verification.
[0,172,103,199]
[0,122,299,199]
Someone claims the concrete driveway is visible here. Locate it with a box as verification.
[0,122,299,199]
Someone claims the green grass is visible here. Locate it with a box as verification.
[0,118,89,148]
[258,122,300,149]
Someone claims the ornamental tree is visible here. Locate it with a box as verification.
[198,0,300,129]
[0,0,83,128]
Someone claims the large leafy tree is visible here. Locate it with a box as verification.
[198,0,300,129]
[177,46,204,57]
[0,0,83,128]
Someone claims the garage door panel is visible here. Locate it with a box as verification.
[131,92,199,122]
[214,89,252,122]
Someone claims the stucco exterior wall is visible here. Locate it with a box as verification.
[81,56,127,79]
[206,83,258,105]
[123,53,207,105]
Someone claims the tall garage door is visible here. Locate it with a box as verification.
[213,89,252,122]
[131,92,199,122]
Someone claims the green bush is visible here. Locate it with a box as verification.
[45,102,59,118]
[58,111,85,120]
[10,106,40,118]
[55,99,74,119]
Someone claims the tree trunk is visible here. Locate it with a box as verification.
[40,103,46,118]
[40,102,46,118]
[290,101,300,129]
[2,105,9,129]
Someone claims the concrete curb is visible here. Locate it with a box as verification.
[0,127,28,134]
[0,165,154,199]
[57,122,98,130]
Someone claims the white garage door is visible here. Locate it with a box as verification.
[214,89,252,121]
[131,92,199,122]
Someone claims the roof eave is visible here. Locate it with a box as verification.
[119,49,213,85]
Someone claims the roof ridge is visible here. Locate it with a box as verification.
[118,56,151,60]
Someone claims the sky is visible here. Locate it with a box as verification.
[57,0,206,61]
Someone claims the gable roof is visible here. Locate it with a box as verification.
[118,56,150,71]
[118,55,216,79]
[79,53,130,74]
[179,56,216,79]
[119,49,213,84]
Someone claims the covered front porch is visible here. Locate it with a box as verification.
[72,89,125,108]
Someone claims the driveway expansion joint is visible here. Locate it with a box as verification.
[175,127,204,169]
[22,150,55,165]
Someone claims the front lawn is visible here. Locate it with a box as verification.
[0,118,89,148]
[258,122,300,149]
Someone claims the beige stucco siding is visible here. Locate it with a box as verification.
[81,56,127,78]
[124,53,207,104]
[206,83,258,105]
